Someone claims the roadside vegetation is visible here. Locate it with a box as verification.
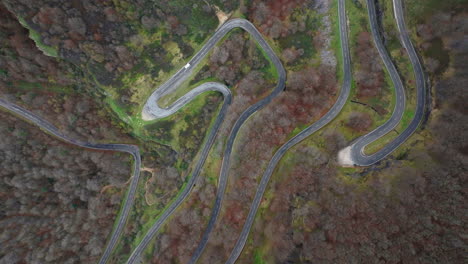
[362,0,418,154]
[237,1,468,262]
[327,0,395,145]
[2,0,467,263]
[16,16,59,57]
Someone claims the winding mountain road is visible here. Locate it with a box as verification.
[125,18,286,264]
[0,0,427,263]
[224,0,352,262]
[0,98,141,264]
[338,0,427,166]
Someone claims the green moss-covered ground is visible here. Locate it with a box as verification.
[17,16,58,57]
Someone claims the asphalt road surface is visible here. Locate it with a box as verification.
[143,82,230,119]
[126,18,286,264]
[338,0,426,166]
[224,0,352,262]
[225,0,426,261]
[0,98,141,264]
[0,0,426,262]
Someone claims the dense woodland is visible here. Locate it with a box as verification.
[0,0,466,263]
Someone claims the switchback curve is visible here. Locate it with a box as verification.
[126,18,286,264]
[338,0,427,166]
[223,0,352,262]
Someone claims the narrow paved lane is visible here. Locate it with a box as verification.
[126,18,286,264]
[223,0,352,262]
[0,98,141,264]
[0,0,427,263]
[338,0,427,166]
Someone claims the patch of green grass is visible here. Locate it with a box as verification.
[231,7,246,19]
[126,27,165,55]
[253,249,267,264]
[253,42,279,82]
[105,97,135,127]
[364,107,415,155]
[329,0,344,81]
[363,130,398,154]
[134,92,219,152]
[346,0,369,45]
[400,109,415,128]
[17,17,58,57]
[337,166,362,176]
[287,124,308,139]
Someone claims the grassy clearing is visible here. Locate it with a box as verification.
[17,16,58,57]
[254,40,279,81]
[286,124,309,139]
[329,0,344,81]
[106,98,135,126]
[197,136,225,187]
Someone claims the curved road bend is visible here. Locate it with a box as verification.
[0,98,141,264]
[142,19,282,121]
[126,19,286,264]
[224,0,352,262]
[338,0,426,166]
